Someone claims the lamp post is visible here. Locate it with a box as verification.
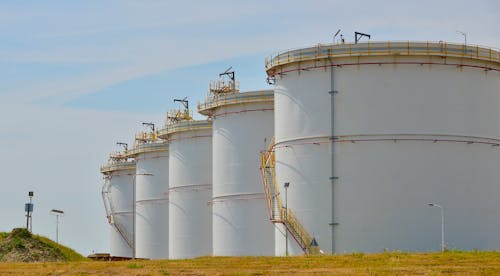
[457,30,467,46]
[284,182,290,256]
[427,203,445,252]
[50,209,64,244]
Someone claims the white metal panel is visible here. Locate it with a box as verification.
[135,151,169,259]
[213,197,273,256]
[168,126,212,259]
[212,99,275,256]
[109,224,132,257]
[106,168,135,258]
[273,45,500,254]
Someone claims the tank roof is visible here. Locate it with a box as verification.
[125,141,168,157]
[197,90,274,116]
[100,160,136,174]
[124,131,169,157]
[265,41,500,77]
[158,119,212,138]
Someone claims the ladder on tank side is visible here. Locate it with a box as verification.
[260,138,316,254]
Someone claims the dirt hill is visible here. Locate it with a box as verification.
[0,228,85,262]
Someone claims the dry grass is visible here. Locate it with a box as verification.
[0,229,85,263]
[0,251,499,275]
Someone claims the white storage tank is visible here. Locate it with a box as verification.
[100,151,135,258]
[198,75,275,256]
[266,41,500,254]
[158,109,213,259]
[126,132,169,259]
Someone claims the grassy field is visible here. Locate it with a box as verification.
[0,251,499,275]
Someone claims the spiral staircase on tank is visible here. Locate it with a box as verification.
[260,138,318,255]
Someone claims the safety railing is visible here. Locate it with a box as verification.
[198,90,274,114]
[281,207,313,254]
[135,131,158,142]
[261,137,281,221]
[260,138,315,254]
[100,160,136,173]
[125,142,169,157]
[159,120,212,137]
[265,41,500,71]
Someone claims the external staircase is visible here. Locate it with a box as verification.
[260,138,318,254]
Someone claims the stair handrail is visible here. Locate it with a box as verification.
[260,137,316,254]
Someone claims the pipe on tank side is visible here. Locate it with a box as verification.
[328,56,337,254]
[132,174,136,259]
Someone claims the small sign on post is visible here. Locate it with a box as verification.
[25,191,34,232]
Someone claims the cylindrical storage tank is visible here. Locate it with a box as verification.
[266,41,500,254]
[126,137,169,259]
[100,154,135,258]
[158,119,213,259]
[199,89,275,256]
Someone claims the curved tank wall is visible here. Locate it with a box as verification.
[128,143,169,259]
[199,90,275,256]
[158,120,213,259]
[267,41,500,254]
[100,161,135,258]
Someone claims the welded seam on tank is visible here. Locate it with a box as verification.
[136,197,168,204]
[169,184,212,192]
[165,134,212,142]
[211,192,266,203]
[213,108,274,118]
[134,155,169,161]
[273,134,500,148]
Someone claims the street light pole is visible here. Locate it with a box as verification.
[457,30,467,46]
[50,209,64,244]
[284,182,290,256]
[427,203,445,252]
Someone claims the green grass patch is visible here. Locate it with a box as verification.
[126,263,144,269]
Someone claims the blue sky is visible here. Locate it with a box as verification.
[65,52,270,113]
[0,0,499,255]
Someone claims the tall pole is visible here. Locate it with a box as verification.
[329,55,338,254]
[26,191,34,232]
[457,30,467,46]
[50,209,64,244]
[285,185,288,256]
[284,182,290,256]
[29,195,32,232]
[55,214,59,244]
[26,206,30,230]
[440,206,445,252]
[133,174,136,259]
[428,203,445,252]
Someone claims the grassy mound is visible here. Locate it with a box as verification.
[0,228,85,262]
